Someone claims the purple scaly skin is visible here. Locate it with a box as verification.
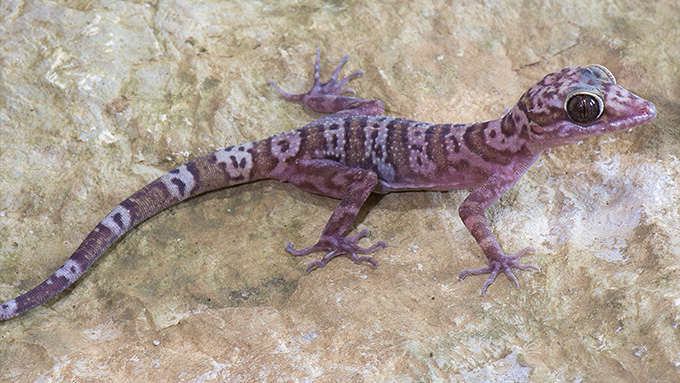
[0,49,656,321]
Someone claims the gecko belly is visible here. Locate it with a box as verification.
[375,179,484,194]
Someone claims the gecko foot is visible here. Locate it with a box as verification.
[459,246,539,296]
[269,48,383,116]
[269,47,364,101]
[285,229,387,273]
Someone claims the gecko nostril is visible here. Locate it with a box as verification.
[646,102,658,118]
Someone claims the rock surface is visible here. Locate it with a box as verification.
[1,0,678,381]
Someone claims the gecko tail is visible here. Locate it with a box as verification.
[0,142,267,321]
[1,182,172,321]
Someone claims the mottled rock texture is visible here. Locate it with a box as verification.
[1,0,678,382]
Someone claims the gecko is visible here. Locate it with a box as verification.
[0,48,657,321]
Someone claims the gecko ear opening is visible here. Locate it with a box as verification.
[586,64,617,84]
[565,86,604,124]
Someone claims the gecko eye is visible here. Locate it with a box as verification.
[565,92,604,124]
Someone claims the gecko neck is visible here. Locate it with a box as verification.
[460,108,544,162]
[498,107,544,156]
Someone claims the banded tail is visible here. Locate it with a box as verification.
[0,141,268,320]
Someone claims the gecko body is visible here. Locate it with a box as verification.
[0,49,656,320]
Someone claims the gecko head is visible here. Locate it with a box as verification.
[511,65,656,148]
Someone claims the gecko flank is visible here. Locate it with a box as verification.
[1,49,656,320]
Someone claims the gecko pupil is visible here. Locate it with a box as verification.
[566,94,601,123]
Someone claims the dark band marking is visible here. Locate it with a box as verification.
[425,125,437,164]
[112,213,125,229]
[171,178,187,197]
[120,199,138,223]
[185,161,202,196]
[278,140,290,153]
[463,123,514,165]
[500,116,517,137]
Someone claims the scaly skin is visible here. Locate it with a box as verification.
[0,49,656,320]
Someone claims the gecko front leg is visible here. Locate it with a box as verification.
[458,172,540,295]
[281,159,386,273]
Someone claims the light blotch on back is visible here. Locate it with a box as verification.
[270,131,302,162]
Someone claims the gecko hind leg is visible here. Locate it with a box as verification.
[459,246,539,295]
[269,48,384,117]
[279,160,386,273]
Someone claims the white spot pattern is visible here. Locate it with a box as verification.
[270,131,301,162]
[407,124,436,175]
[444,125,467,162]
[364,125,394,181]
[314,125,346,161]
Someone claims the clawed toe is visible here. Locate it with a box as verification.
[269,80,302,101]
[304,251,379,273]
[287,231,385,273]
[460,247,539,295]
[316,48,364,95]
[285,241,320,256]
[269,48,365,101]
